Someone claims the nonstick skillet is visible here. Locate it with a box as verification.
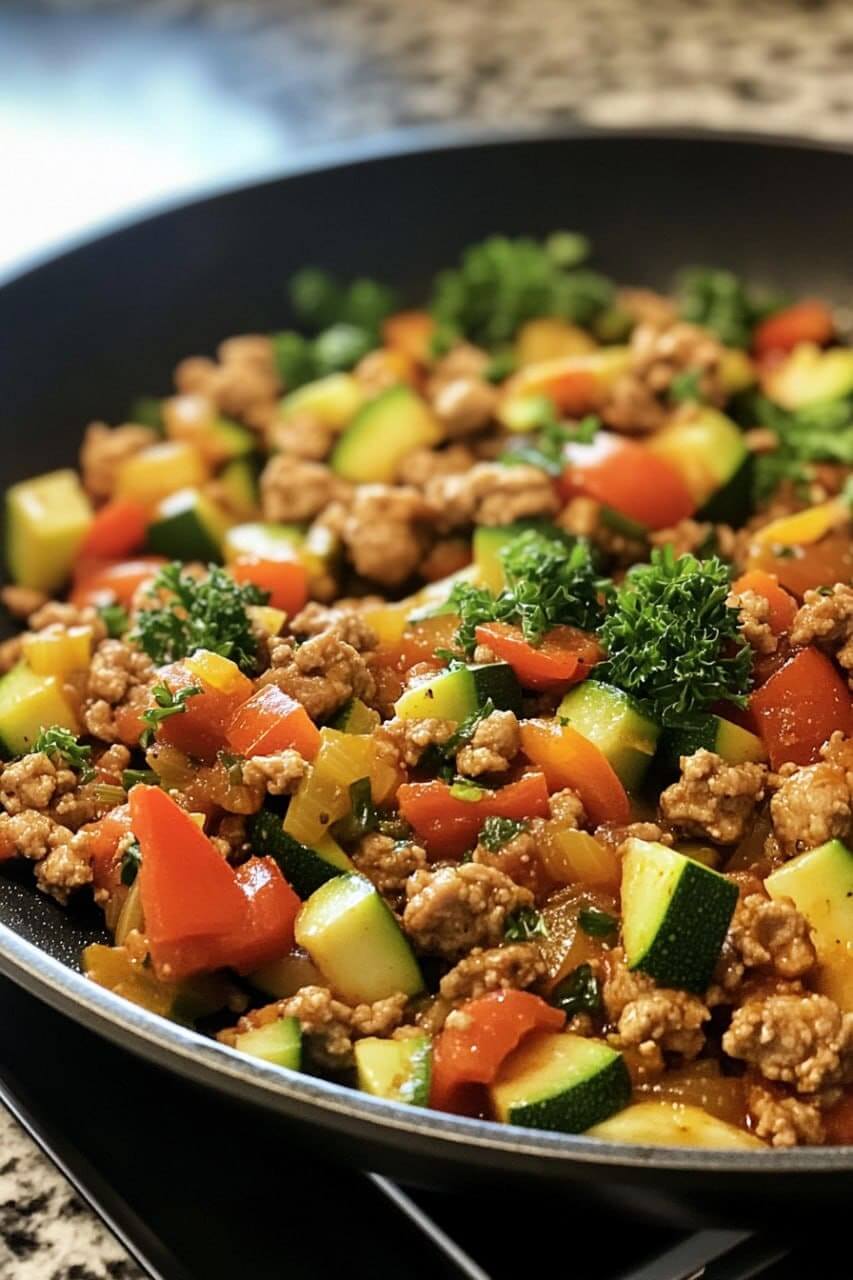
[2,128,853,1226]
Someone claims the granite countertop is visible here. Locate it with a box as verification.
[2,1,852,1275]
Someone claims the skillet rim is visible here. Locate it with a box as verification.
[2,123,852,1175]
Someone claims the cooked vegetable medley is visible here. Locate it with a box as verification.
[4,235,853,1151]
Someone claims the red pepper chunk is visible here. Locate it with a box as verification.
[751,646,853,769]
[753,300,834,356]
[220,857,301,975]
[559,435,695,531]
[430,991,565,1114]
[70,556,167,608]
[519,718,630,826]
[227,685,321,760]
[474,622,601,691]
[731,569,797,636]
[155,660,254,761]
[81,499,149,561]
[398,772,551,860]
[230,557,309,615]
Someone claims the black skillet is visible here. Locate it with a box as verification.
[1,128,852,1225]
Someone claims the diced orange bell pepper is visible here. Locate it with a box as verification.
[155,658,253,761]
[731,569,797,635]
[397,772,551,860]
[227,685,321,760]
[229,557,309,615]
[519,719,630,826]
[382,311,435,364]
[71,556,167,608]
[80,499,150,561]
[750,646,853,769]
[430,990,565,1113]
[84,804,134,890]
[559,435,695,531]
[475,621,601,691]
[753,301,834,356]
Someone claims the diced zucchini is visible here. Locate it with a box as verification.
[766,839,853,1010]
[249,949,324,998]
[622,838,738,993]
[764,343,853,410]
[283,729,374,847]
[658,714,766,776]
[586,1101,764,1149]
[207,417,255,461]
[279,372,364,430]
[6,469,93,593]
[355,1035,432,1107]
[491,1032,631,1133]
[0,663,79,756]
[331,386,442,483]
[295,873,424,1003]
[218,458,260,519]
[394,663,522,721]
[115,440,207,504]
[21,625,93,677]
[646,407,747,509]
[233,1016,302,1070]
[333,698,381,734]
[147,488,232,562]
[696,453,755,526]
[249,808,353,899]
[223,521,304,563]
[557,680,660,791]
[83,944,230,1023]
[472,522,547,593]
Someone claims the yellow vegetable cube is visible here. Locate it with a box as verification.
[22,625,93,677]
[184,648,251,696]
[115,441,207,505]
[6,469,93,593]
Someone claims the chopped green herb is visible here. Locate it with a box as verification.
[501,413,599,475]
[677,267,785,348]
[428,698,496,780]
[377,815,413,841]
[479,815,529,852]
[129,397,164,431]
[484,347,517,383]
[736,390,853,503]
[598,547,751,728]
[31,727,94,780]
[449,779,487,803]
[133,562,267,672]
[121,768,159,790]
[90,783,126,807]
[550,963,602,1017]
[120,837,142,886]
[275,270,397,388]
[97,603,130,639]
[504,906,548,942]
[331,777,379,843]
[140,683,202,748]
[218,751,245,786]
[669,369,705,405]
[578,907,619,939]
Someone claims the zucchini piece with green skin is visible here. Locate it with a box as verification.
[223,520,305,563]
[218,457,260,519]
[557,680,660,791]
[490,1032,631,1133]
[658,714,766,776]
[646,407,747,509]
[249,809,352,899]
[0,664,79,757]
[147,488,232,562]
[696,453,755,526]
[208,417,255,460]
[622,838,738,993]
[333,698,381,734]
[6,469,93,593]
[279,372,364,429]
[765,839,853,960]
[355,1035,432,1107]
[394,663,522,721]
[295,874,424,1004]
[233,1017,302,1070]
[587,1101,764,1149]
[331,386,442,483]
[764,344,853,410]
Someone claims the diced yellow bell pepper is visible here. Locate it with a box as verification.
[719,348,755,395]
[279,372,364,430]
[6,469,93,593]
[21,625,93,677]
[514,318,596,366]
[247,605,287,637]
[184,648,252,696]
[188,812,207,829]
[82,943,230,1022]
[115,441,207,505]
[0,663,79,755]
[114,879,143,945]
[753,499,846,548]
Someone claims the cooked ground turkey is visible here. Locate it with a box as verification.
[336,484,436,587]
[375,716,457,770]
[790,583,853,687]
[770,733,853,856]
[723,992,853,1093]
[403,863,534,959]
[351,833,428,911]
[713,893,817,999]
[455,710,520,777]
[426,462,559,529]
[289,602,377,652]
[659,750,768,844]
[174,334,280,424]
[260,455,350,523]
[748,1085,826,1148]
[603,948,710,1060]
[260,631,375,721]
[79,422,157,499]
[240,750,307,796]
[727,588,778,655]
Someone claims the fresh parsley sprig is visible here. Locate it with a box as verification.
[677,266,785,348]
[597,547,752,728]
[501,409,599,475]
[479,815,529,852]
[140,683,202,748]
[504,906,548,942]
[31,727,94,781]
[133,563,267,673]
[735,390,853,503]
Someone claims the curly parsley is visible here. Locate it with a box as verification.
[273,269,397,389]
[97,603,130,639]
[550,963,602,1017]
[501,409,600,475]
[31,727,94,780]
[677,266,785,349]
[133,563,267,672]
[504,906,548,942]
[736,390,853,503]
[140,683,202,747]
[597,547,751,728]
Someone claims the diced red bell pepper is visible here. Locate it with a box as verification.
[226,685,320,760]
[229,557,309,615]
[84,804,134,890]
[731,569,797,635]
[430,990,566,1113]
[155,660,253,761]
[70,556,167,608]
[559,435,695,531]
[753,301,834,356]
[474,622,601,691]
[217,856,301,975]
[397,772,551,860]
[519,718,630,826]
[81,499,150,561]
[750,646,853,769]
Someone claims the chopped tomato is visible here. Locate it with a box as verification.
[753,301,834,356]
[430,990,565,1113]
[730,569,797,635]
[71,556,167,608]
[81,499,149,561]
[559,435,695,531]
[229,557,309,615]
[474,622,601,691]
[227,684,321,760]
[155,660,253,761]
[519,718,630,826]
[382,311,435,365]
[398,772,551,860]
[750,646,853,769]
[113,701,149,747]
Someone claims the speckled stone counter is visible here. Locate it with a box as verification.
[2,0,852,1275]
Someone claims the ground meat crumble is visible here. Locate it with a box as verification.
[403,863,534,959]
[660,750,768,844]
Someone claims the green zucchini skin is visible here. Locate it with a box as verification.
[248,809,351,898]
[657,713,765,776]
[506,1053,631,1133]
[696,453,754,525]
